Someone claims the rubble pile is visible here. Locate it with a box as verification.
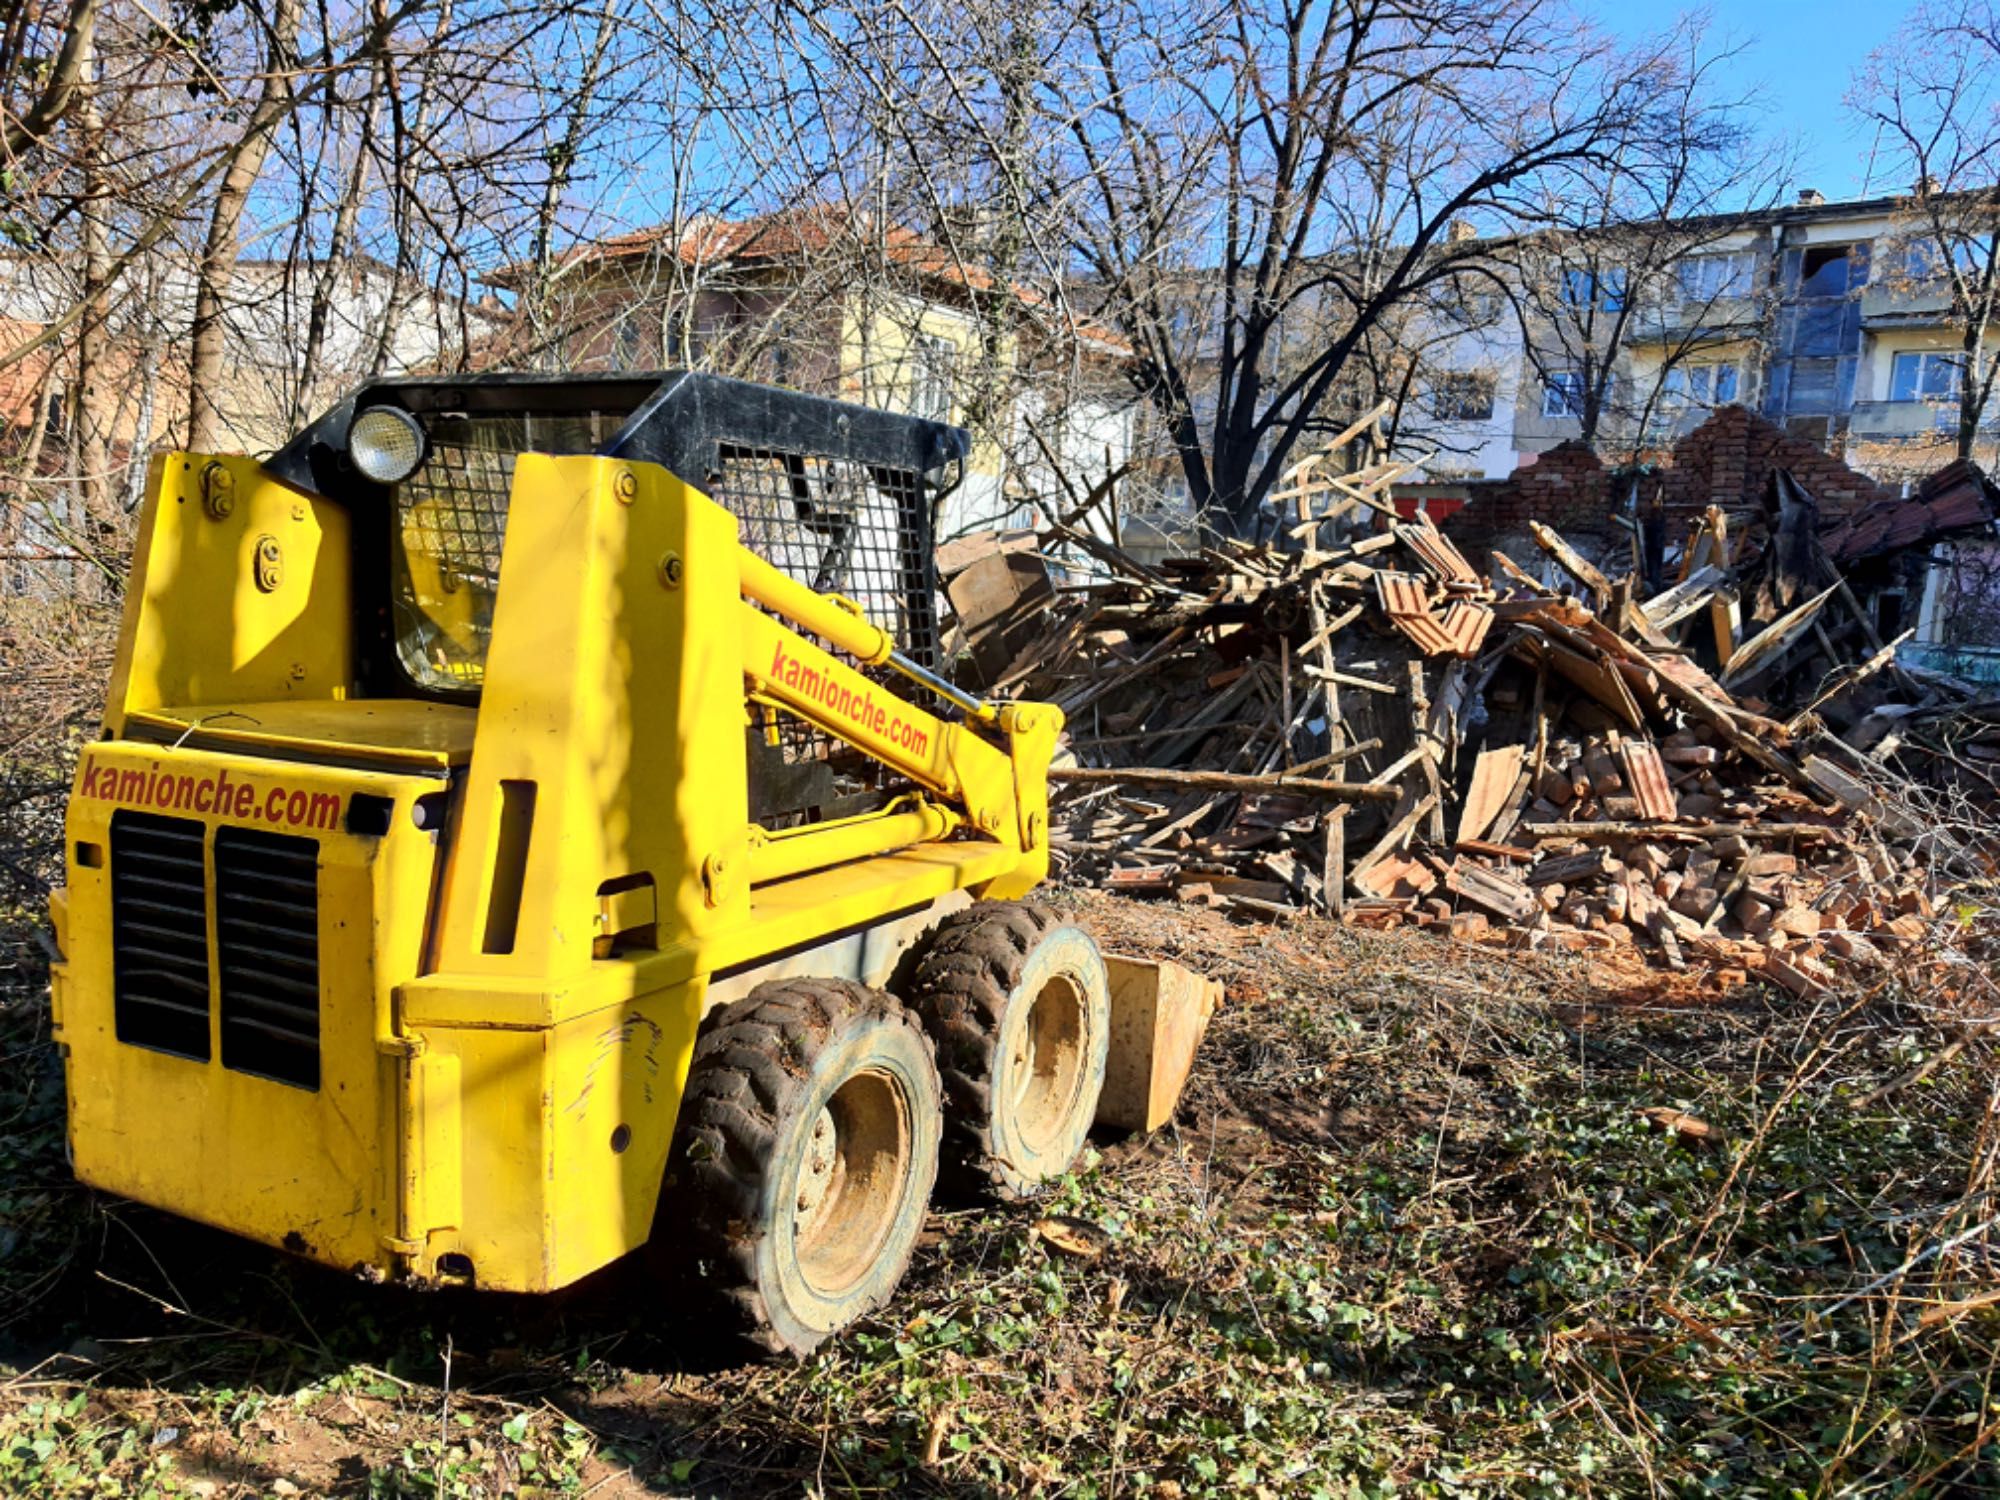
[940,458,1999,988]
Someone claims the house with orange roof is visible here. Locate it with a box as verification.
[481,206,1137,540]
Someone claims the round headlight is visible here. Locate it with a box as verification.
[347,405,427,484]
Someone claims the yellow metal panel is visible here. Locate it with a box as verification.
[58,743,438,1274]
[741,608,985,807]
[125,699,476,771]
[401,975,706,1292]
[432,455,752,984]
[107,454,353,729]
[405,1024,550,1283]
[409,1049,463,1235]
[744,801,960,887]
[400,842,1020,1032]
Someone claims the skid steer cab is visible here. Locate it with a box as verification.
[49,371,1113,1356]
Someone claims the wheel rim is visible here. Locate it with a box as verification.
[792,1067,914,1298]
[1006,972,1089,1158]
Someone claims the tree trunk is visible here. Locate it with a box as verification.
[74,17,110,529]
[1959,315,1988,462]
[525,0,620,368]
[1,0,98,158]
[292,83,381,431]
[186,0,303,451]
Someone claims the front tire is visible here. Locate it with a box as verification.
[664,979,941,1359]
[906,901,1111,1200]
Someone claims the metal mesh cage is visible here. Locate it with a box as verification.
[388,411,626,691]
[707,444,940,825]
[711,445,938,661]
[277,372,958,825]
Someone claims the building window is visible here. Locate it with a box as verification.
[1430,371,1496,422]
[1443,288,1502,327]
[910,334,956,421]
[1648,360,1741,439]
[1541,370,1596,418]
[612,318,642,369]
[1675,252,1754,302]
[1663,360,1741,406]
[1560,268,1625,313]
[1890,350,1964,407]
[1898,239,1981,282]
[1798,244,1857,298]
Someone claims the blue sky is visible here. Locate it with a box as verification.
[1587,0,1912,202]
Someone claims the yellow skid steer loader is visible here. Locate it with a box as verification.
[49,372,1110,1356]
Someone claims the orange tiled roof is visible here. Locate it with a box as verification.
[492,207,1133,356]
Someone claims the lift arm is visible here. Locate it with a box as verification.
[735,547,1061,890]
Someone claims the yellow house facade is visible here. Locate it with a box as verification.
[484,209,1132,542]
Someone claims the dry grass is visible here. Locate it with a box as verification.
[6,591,2000,1496]
[2,864,1998,1495]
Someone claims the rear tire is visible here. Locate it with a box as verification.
[906,901,1110,1200]
[662,978,941,1359]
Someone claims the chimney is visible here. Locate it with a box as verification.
[1797,187,1825,207]
[1447,218,1478,244]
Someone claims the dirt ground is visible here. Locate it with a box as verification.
[4,875,2000,1497]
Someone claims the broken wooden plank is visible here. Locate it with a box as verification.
[1491,549,1552,594]
[1295,602,1365,660]
[1445,860,1538,924]
[1409,660,1448,844]
[1784,631,1914,732]
[1802,754,1923,837]
[1720,584,1839,688]
[1308,582,1349,916]
[1050,766,1403,804]
[1640,564,1728,631]
[1454,836,1538,862]
[1710,587,1740,669]
[1520,820,1845,841]
[1537,638,1647,731]
[1578,621,1816,794]
[1529,520,1613,607]
[1526,847,1617,885]
[1300,663,1400,694]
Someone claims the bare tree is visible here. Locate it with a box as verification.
[186,0,304,450]
[810,0,1762,534]
[1851,0,2000,461]
[1449,19,1783,468]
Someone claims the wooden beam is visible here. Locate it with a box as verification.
[1529,521,1613,607]
[1521,820,1844,841]
[1050,766,1403,803]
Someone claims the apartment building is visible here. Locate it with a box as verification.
[1405,188,2000,483]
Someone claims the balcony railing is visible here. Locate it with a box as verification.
[1848,399,1956,438]
[1859,284,1955,324]
[1622,295,1761,343]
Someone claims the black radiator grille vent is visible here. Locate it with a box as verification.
[110,812,212,1061]
[213,827,322,1090]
